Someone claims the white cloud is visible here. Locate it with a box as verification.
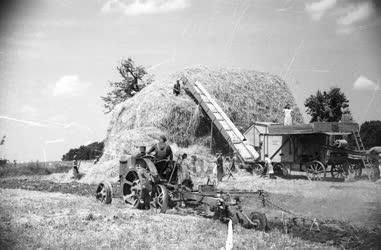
[53,75,91,96]
[101,0,189,15]
[305,0,337,20]
[337,2,374,27]
[353,76,379,91]
[45,138,65,144]
[0,115,48,128]
[21,104,37,115]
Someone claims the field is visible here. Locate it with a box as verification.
[0,165,380,249]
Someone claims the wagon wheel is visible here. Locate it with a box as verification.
[306,160,326,181]
[252,163,264,176]
[243,212,268,231]
[95,181,113,204]
[330,162,348,179]
[150,184,169,213]
[352,161,363,179]
[122,170,149,209]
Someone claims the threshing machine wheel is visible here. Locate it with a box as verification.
[252,163,264,175]
[95,181,113,204]
[306,160,326,181]
[122,170,149,209]
[150,184,169,213]
[274,163,290,177]
[244,212,268,231]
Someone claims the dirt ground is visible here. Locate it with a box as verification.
[0,172,380,249]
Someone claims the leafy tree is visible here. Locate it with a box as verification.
[62,141,104,161]
[360,120,381,149]
[101,58,153,113]
[304,87,350,122]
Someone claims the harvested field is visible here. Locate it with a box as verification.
[1,173,380,249]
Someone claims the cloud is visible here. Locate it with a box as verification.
[0,115,48,128]
[21,104,37,115]
[53,75,91,96]
[337,2,374,26]
[101,0,189,15]
[45,138,65,144]
[305,0,337,20]
[353,76,380,90]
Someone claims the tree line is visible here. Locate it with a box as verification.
[62,141,104,161]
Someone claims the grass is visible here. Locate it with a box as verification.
[1,172,380,249]
[0,161,72,178]
[0,189,335,250]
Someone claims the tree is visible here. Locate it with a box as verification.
[304,87,350,122]
[101,58,153,113]
[360,121,381,149]
[62,141,104,161]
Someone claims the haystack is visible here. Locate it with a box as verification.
[102,66,303,161]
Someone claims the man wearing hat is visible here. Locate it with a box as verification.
[147,135,173,161]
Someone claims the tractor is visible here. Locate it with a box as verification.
[96,146,268,231]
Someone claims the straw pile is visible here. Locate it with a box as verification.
[102,66,303,161]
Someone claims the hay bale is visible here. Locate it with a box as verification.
[102,67,303,161]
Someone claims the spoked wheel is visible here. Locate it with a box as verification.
[352,161,363,179]
[95,181,113,204]
[330,163,346,179]
[150,184,169,213]
[122,170,149,209]
[244,212,268,231]
[252,163,264,176]
[306,160,326,181]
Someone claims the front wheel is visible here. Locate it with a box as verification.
[96,181,113,204]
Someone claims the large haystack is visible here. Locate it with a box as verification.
[102,67,303,160]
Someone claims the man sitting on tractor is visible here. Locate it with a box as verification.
[147,135,173,177]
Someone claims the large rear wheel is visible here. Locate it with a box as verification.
[150,184,169,213]
[122,170,149,209]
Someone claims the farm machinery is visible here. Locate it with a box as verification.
[96,151,268,231]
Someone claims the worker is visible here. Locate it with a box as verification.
[216,152,224,183]
[231,153,238,172]
[147,135,173,161]
[173,80,181,96]
[264,154,275,179]
[283,104,292,126]
[73,157,80,177]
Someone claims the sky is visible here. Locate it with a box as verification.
[0,0,380,162]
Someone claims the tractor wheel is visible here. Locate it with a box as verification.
[306,160,326,181]
[95,181,112,204]
[150,184,169,213]
[122,170,149,209]
[245,212,268,231]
